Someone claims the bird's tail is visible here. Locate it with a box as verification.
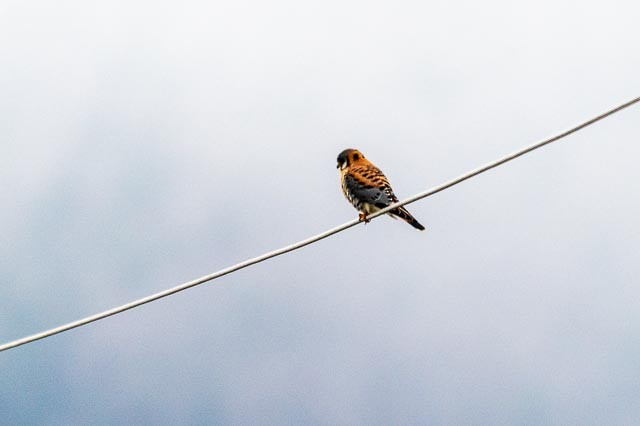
[390,206,426,231]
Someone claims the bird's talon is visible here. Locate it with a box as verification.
[359,213,370,223]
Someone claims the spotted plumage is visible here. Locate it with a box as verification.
[336,148,425,231]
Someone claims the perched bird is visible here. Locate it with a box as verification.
[337,148,425,231]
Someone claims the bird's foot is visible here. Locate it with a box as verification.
[359,213,371,223]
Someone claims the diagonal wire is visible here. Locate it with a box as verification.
[1,96,639,353]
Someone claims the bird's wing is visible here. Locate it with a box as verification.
[346,165,397,207]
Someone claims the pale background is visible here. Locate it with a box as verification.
[1,0,639,424]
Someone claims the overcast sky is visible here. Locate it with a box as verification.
[1,0,639,424]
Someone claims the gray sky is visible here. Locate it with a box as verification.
[1,0,639,424]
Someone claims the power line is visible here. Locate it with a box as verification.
[1,96,638,353]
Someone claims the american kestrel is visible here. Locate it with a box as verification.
[337,148,425,231]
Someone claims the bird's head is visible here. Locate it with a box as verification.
[336,149,365,170]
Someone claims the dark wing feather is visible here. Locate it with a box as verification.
[345,165,397,208]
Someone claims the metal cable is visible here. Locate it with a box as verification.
[1,96,638,353]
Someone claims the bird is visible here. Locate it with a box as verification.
[336,148,425,231]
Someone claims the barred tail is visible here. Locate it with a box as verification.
[391,206,426,231]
